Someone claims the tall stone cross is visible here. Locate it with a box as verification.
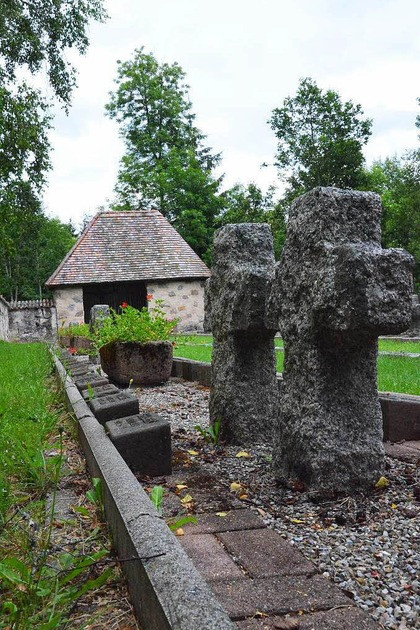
[268,187,414,496]
[206,223,278,443]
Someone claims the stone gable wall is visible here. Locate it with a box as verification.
[53,286,84,327]
[146,279,207,332]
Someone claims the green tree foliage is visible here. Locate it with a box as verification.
[219,183,287,258]
[0,0,107,107]
[269,77,372,198]
[0,0,105,299]
[106,48,223,261]
[0,213,76,301]
[364,151,420,290]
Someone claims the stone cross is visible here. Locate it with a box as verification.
[206,223,278,443]
[89,304,110,335]
[268,187,414,496]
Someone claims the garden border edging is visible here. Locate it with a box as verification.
[171,357,420,441]
[52,351,235,630]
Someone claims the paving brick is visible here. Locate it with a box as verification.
[234,605,380,629]
[217,528,315,577]
[89,391,139,424]
[183,509,266,535]
[82,383,120,400]
[179,534,245,580]
[384,440,420,463]
[380,392,420,441]
[210,575,351,619]
[74,374,109,391]
[106,413,171,476]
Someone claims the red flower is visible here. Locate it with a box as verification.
[68,346,77,355]
[147,294,153,301]
[121,302,128,308]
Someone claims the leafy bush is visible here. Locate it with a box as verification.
[96,302,179,347]
[58,323,92,339]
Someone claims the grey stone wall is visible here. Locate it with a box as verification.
[0,296,9,341]
[8,300,57,342]
[53,286,84,327]
[146,279,207,332]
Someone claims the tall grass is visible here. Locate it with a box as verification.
[0,342,61,518]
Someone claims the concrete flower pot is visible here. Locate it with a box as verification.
[99,341,173,386]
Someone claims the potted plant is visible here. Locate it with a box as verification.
[96,300,179,386]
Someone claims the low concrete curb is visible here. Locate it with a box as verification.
[53,353,235,630]
[171,358,420,441]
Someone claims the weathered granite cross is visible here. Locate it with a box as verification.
[206,223,278,443]
[268,187,414,496]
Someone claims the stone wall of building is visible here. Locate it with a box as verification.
[146,279,207,332]
[0,296,9,341]
[53,286,84,327]
[8,300,57,342]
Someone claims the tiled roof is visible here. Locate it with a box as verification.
[46,209,210,287]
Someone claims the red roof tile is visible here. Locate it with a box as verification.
[46,209,210,287]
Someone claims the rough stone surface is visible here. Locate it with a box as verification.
[207,223,278,443]
[234,607,381,629]
[147,279,207,332]
[268,187,414,496]
[217,528,315,578]
[179,534,244,580]
[106,413,172,475]
[54,286,84,327]
[89,304,110,334]
[82,383,120,400]
[89,391,139,424]
[74,374,109,391]
[403,294,420,337]
[100,340,173,386]
[211,574,351,619]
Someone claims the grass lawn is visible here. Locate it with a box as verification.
[378,338,420,354]
[174,339,419,395]
[0,342,131,628]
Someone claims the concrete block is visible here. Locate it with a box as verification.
[235,607,381,629]
[74,374,109,391]
[211,574,351,619]
[183,509,265,535]
[106,413,172,476]
[82,383,120,400]
[179,534,244,580]
[89,391,139,424]
[380,391,420,441]
[217,528,315,577]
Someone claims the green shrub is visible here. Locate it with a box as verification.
[96,302,179,347]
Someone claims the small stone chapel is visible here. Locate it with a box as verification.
[46,209,210,330]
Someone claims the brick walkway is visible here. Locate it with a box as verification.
[180,508,381,629]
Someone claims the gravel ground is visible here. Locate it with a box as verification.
[135,378,419,630]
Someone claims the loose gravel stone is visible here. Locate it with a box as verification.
[135,378,419,630]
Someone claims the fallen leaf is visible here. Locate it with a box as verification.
[256,508,266,517]
[175,528,184,536]
[181,494,193,504]
[291,518,304,524]
[230,482,242,493]
[216,512,229,517]
[176,484,188,490]
[254,610,269,618]
[239,494,249,500]
[187,450,199,456]
[236,451,251,458]
[375,476,389,489]
[391,503,398,509]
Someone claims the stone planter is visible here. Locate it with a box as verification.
[73,336,94,351]
[59,335,72,348]
[99,341,173,386]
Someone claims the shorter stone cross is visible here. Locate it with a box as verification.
[206,223,278,443]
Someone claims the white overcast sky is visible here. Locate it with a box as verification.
[43,0,420,228]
